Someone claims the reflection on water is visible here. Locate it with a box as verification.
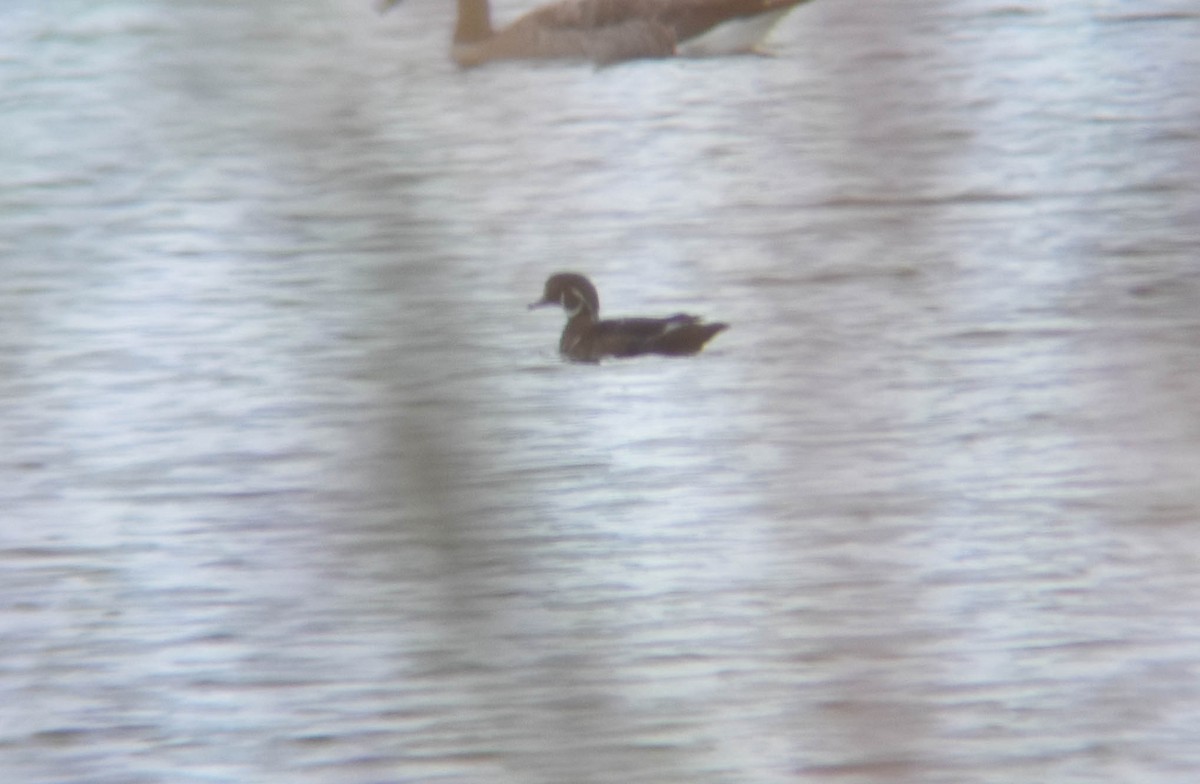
[2,1,1199,782]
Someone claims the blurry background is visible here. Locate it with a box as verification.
[2,1,1199,782]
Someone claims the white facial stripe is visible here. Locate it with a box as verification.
[564,286,586,317]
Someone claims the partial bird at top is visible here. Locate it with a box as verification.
[377,0,815,68]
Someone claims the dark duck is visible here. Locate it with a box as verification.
[530,272,728,362]
[378,0,815,68]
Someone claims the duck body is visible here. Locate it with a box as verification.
[380,0,813,67]
[530,272,727,362]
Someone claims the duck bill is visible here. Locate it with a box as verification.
[528,298,556,310]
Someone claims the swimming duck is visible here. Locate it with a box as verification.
[378,0,814,67]
[529,272,728,361]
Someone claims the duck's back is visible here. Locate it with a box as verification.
[483,0,677,64]
[591,315,727,358]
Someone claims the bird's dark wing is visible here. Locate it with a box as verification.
[593,314,726,357]
[597,315,699,336]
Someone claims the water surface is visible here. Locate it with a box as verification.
[2,1,1199,782]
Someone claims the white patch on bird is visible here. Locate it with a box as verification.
[676,8,791,57]
[564,286,586,318]
[661,314,693,333]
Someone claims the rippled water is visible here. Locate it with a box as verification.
[3,1,1200,782]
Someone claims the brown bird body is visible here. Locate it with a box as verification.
[379,0,814,67]
[530,272,727,362]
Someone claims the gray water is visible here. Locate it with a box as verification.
[3,1,1200,782]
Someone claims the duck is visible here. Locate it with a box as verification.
[529,272,728,361]
[377,0,814,67]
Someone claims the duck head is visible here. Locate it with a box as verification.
[529,272,600,320]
